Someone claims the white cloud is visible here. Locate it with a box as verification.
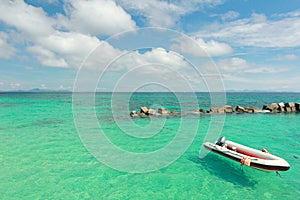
[171,36,233,57]
[58,0,137,35]
[139,48,189,70]
[118,0,224,27]
[221,11,240,21]
[94,47,204,92]
[10,82,21,89]
[218,57,248,73]
[36,31,101,68]
[217,57,288,74]
[40,31,100,55]
[27,45,68,68]
[80,39,124,70]
[0,32,16,59]
[272,54,298,61]
[0,0,136,68]
[196,12,300,47]
[27,31,103,68]
[274,9,300,18]
[0,0,55,38]
[67,43,192,73]
[40,84,47,89]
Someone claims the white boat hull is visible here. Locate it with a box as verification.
[203,138,290,171]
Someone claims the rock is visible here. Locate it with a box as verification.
[210,107,224,114]
[224,105,233,113]
[270,103,279,109]
[170,110,179,115]
[209,108,217,113]
[285,102,296,112]
[278,106,285,112]
[263,103,278,113]
[296,103,300,111]
[250,107,259,113]
[277,102,285,112]
[244,108,255,113]
[158,108,169,115]
[235,105,245,113]
[140,106,149,115]
[130,110,139,117]
[199,109,206,114]
[262,105,269,110]
[285,102,295,107]
[285,107,292,112]
[139,112,148,118]
[269,103,279,112]
[148,108,156,115]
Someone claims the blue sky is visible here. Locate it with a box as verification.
[0,0,300,91]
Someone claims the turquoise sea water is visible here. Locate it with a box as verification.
[1,92,300,199]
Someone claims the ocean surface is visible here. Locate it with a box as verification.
[1,92,300,199]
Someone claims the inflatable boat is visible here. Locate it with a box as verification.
[203,137,290,171]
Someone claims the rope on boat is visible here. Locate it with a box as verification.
[240,156,252,166]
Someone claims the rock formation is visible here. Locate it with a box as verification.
[130,101,300,118]
[158,108,169,115]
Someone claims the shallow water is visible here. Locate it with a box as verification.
[1,92,299,199]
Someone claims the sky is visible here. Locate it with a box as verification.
[0,0,300,92]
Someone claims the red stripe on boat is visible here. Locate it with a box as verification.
[226,145,266,159]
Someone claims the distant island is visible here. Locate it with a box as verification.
[1,88,300,93]
[0,88,71,93]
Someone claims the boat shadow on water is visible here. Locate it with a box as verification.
[188,154,258,188]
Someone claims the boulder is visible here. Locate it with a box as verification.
[158,108,169,115]
[278,102,285,107]
[262,105,269,110]
[235,105,245,113]
[209,107,217,113]
[140,106,149,115]
[224,105,233,113]
[269,103,279,112]
[148,108,156,115]
[244,107,257,113]
[250,107,259,113]
[210,107,224,114]
[139,112,148,118]
[285,107,292,112]
[199,109,206,114]
[170,110,179,115]
[296,103,300,111]
[278,106,285,112]
[285,102,295,107]
[263,103,278,113]
[130,110,139,117]
[270,103,279,109]
[285,102,296,112]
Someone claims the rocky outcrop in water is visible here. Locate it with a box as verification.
[158,108,170,115]
[296,103,300,111]
[130,102,300,117]
[130,110,139,117]
[148,108,156,115]
[140,106,149,115]
[261,102,298,113]
[235,105,245,113]
[130,107,173,117]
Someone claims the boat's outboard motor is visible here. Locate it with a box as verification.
[216,136,226,146]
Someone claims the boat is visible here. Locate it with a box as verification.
[203,136,290,171]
